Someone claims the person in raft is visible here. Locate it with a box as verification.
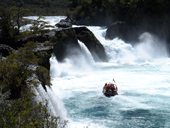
[103,78,118,97]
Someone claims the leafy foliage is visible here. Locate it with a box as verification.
[0,0,70,15]
[68,0,170,25]
[0,6,31,48]
[0,4,66,128]
[0,7,16,45]
[0,42,38,99]
[0,41,65,127]
[10,6,30,35]
[30,16,54,35]
[0,87,66,128]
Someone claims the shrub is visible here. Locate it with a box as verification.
[0,88,66,128]
[0,41,66,128]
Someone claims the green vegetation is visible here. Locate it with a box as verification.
[0,6,30,47]
[0,0,70,16]
[0,0,169,25]
[0,7,16,45]
[0,41,65,127]
[1,0,170,127]
[30,16,54,35]
[0,90,63,128]
[68,0,170,49]
[0,5,65,127]
[1,0,169,26]
[68,0,170,25]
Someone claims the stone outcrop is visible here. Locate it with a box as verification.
[17,34,50,47]
[105,20,170,54]
[55,17,73,28]
[52,27,108,62]
[53,28,81,62]
[0,44,14,57]
[105,21,141,43]
[35,43,54,70]
[74,27,108,61]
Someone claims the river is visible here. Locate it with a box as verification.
[35,16,170,128]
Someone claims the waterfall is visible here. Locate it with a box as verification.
[34,85,67,120]
[32,17,170,128]
[87,26,168,65]
[78,40,95,64]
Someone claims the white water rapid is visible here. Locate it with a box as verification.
[36,17,170,128]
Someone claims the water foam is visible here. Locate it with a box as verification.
[87,26,168,65]
[32,17,170,128]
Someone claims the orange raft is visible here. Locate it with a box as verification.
[103,82,118,97]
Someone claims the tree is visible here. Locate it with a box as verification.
[10,6,29,35]
[30,16,54,35]
[0,7,15,45]
[0,6,29,47]
[0,41,67,127]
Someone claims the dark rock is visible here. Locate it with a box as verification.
[32,42,54,92]
[53,27,108,62]
[17,34,49,46]
[35,43,53,70]
[53,28,81,61]
[9,85,21,100]
[166,34,170,56]
[55,16,72,28]
[105,21,140,43]
[74,27,108,61]
[0,44,14,57]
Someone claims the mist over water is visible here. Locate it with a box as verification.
[87,26,168,65]
[35,17,170,128]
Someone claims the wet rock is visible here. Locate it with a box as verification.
[105,21,140,43]
[53,28,81,62]
[55,17,72,28]
[17,34,49,46]
[74,27,108,61]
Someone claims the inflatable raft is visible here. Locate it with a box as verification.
[103,82,118,97]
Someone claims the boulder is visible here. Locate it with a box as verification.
[74,27,108,61]
[105,21,140,43]
[0,44,14,57]
[53,27,108,62]
[53,28,81,62]
[55,16,72,28]
[35,42,54,70]
[17,34,49,46]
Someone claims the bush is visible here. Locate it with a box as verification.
[0,89,66,128]
[0,41,66,128]
[0,59,30,99]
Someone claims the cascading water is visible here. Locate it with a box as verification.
[34,85,67,119]
[34,17,170,128]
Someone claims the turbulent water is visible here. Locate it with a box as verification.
[36,17,170,128]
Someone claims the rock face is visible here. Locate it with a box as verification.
[35,43,54,70]
[17,34,50,47]
[4,26,108,63]
[74,27,108,61]
[0,44,14,57]
[52,26,108,62]
[55,17,73,28]
[105,20,170,54]
[53,28,81,62]
[105,21,140,43]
